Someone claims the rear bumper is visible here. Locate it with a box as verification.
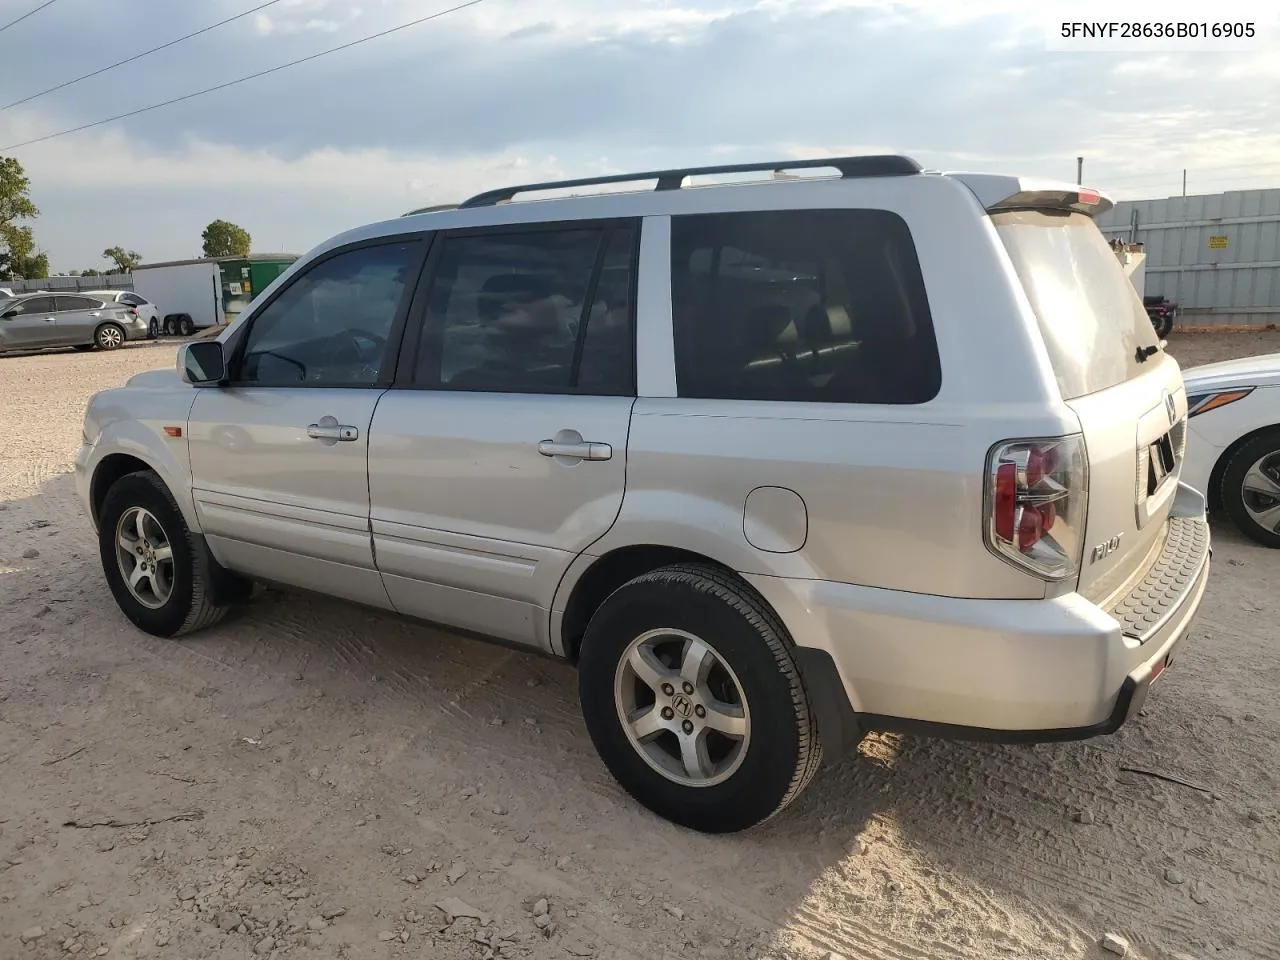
[121,318,151,341]
[747,483,1212,757]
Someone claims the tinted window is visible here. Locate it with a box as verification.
[236,241,422,386]
[56,296,102,311]
[417,224,635,395]
[121,294,146,306]
[993,210,1160,400]
[11,296,54,314]
[670,209,939,404]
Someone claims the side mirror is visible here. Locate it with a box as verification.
[179,341,226,385]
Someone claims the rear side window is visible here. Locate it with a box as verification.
[121,293,146,306]
[993,210,1160,400]
[56,296,102,311]
[670,209,940,404]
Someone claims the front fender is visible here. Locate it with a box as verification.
[81,398,199,534]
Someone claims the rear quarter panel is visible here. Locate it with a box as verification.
[584,180,1082,600]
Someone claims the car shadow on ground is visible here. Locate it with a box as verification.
[3,470,1277,960]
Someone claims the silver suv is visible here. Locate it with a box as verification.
[76,155,1211,832]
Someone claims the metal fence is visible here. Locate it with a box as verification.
[1095,188,1280,327]
[3,274,135,294]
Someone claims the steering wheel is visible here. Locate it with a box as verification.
[321,328,387,381]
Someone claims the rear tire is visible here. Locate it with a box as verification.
[98,471,245,637]
[1153,313,1173,338]
[94,323,125,350]
[577,563,821,833]
[148,318,159,339]
[177,315,194,337]
[1220,429,1280,548]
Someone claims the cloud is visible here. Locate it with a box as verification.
[1,0,1277,267]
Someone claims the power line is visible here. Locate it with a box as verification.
[1,0,490,151]
[1,0,285,113]
[0,0,60,34]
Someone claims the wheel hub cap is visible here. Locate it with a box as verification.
[114,506,175,609]
[1242,452,1280,533]
[613,628,751,788]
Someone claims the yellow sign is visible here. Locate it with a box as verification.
[1208,235,1229,249]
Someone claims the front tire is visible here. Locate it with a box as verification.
[148,318,159,339]
[95,323,125,350]
[1153,313,1174,338]
[577,564,821,833]
[1220,429,1280,548]
[98,471,240,637]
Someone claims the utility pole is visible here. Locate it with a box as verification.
[1077,156,1083,184]
[1182,169,1187,197]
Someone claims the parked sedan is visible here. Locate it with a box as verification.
[1182,353,1280,547]
[82,289,161,339]
[0,292,149,355]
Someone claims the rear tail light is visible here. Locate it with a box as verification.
[128,307,139,317]
[985,436,1088,581]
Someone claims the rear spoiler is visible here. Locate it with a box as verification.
[946,173,1115,217]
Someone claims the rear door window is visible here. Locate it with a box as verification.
[55,296,102,312]
[992,210,1161,400]
[670,209,940,404]
[414,222,637,396]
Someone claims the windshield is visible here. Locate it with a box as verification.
[993,210,1160,401]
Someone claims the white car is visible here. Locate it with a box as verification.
[1181,353,1280,548]
[82,290,161,339]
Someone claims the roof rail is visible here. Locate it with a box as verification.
[458,154,922,209]
[401,202,459,217]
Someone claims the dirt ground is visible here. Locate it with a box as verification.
[2,331,1279,960]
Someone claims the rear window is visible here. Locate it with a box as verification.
[993,210,1160,401]
[670,209,940,404]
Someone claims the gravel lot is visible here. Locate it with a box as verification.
[2,331,1279,960]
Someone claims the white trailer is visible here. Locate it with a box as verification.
[130,259,225,335]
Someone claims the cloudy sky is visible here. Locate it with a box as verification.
[1,0,1278,271]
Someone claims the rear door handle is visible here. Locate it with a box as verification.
[538,439,612,461]
[307,421,359,442]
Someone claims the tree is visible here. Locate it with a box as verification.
[103,246,142,272]
[201,219,251,258]
[0,223,48,280]
[80,267,103,277]
[1,155,44,281]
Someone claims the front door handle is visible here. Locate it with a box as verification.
[307,418,359,443]
[538,439,612,461]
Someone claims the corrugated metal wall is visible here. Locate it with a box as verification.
[1095,188,1280,327]
[4,274,134,294]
